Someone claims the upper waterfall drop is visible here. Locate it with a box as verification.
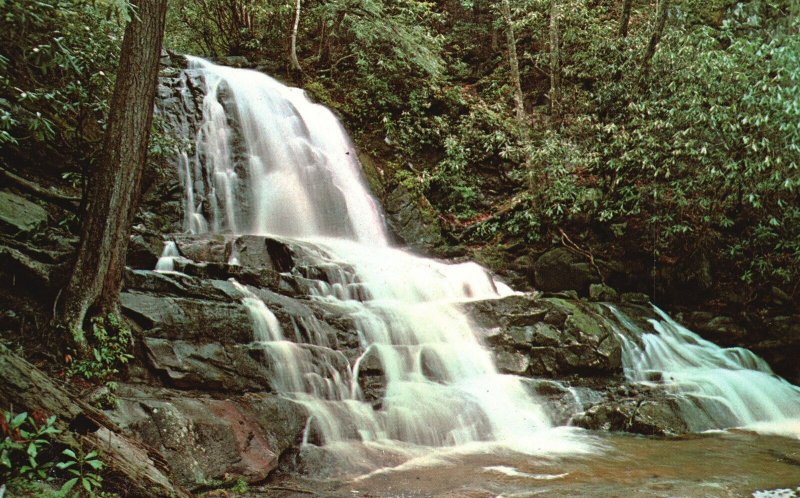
[184,56,388,245]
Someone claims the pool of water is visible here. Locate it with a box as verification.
[265,430,800,497]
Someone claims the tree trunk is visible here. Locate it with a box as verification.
[289,0,303,73]
[641,0,670,77]
[550,0,562,125]
[619,0,633,37]
[0,344,188,497]
[54,0,167,346]
[500,0,525,126]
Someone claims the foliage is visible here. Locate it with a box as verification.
[1,411,61,483]
[0,0,125,177]
[67,313,133,383]
[1,410,111,497]
[57,447,104,497]
[580,2,800,286]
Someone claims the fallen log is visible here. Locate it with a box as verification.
[0,344,189,497]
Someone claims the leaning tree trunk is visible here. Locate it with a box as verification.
[55,0,167,346]
[549,0,562,126]
[641,0,670,78]
[619,0,633,37]
[289,0,303,73]
[500,0,525,126]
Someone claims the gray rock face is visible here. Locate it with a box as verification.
[467,295,623,378]
[532,248,600,295]
[384,185,448,255]
[109,385,306,489]
[0,191,47,235]
[116,245,364,488]
[570,385,690,436]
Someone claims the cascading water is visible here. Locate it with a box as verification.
[608,306,800,438]
[185,56,387,243]
[172,57,593,472]
[163,56,800,482]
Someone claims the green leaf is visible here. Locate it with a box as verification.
[11,412,27,428]
[60,477,79,494]
[62,448,77,459]
[87,459,103,470]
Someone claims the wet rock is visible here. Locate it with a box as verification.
[121,292,254,344]
[468,295,623,378]
[532,248,599,295]
[493,350,530,375]
[572,394,689,436]
[589,283,619,302]
[520,378,581,425]
[142,338,273,392]
[678,312,747,344]
[109,385,306,489]
[749,314,800,385]
[355,348,387,405]
[233,235,297,272]
[124,269,235,302]
[384,185,447,255]
[0,191,47,235]
[127,232,164,269]
[552,298,622,374]
[621,292,650,305]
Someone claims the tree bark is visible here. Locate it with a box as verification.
[54,0,167,346]
[619,0,633,37]
[500,0,525,126]
[641,0,670,77]
[0,344,188,497]
[550,0,562,125]
[289,0,303,73]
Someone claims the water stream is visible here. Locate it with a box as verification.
[173,58,594,472]
[609,306,800,438]
[165,57,800,483]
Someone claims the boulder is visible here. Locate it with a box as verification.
[109,385,306,490]
[467,295,623,378]
[532,248,599,295]
[571,389,689,436]
[0,191,47,235]
[589,283,619,302]
[384,185,447,255]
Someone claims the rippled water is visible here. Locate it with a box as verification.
[269,431,800,497]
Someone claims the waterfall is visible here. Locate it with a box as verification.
[185,56,387,244]
[172,57,593,472]
[608,306,800,438]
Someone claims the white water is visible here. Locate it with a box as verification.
[609,306,800,438]
[185,56,387,243]
[175,57,594,471]
[154,240,180,272]
[171,56,800,477]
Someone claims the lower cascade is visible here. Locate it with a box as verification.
[157,57,800,477]
[609,306,800,438]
